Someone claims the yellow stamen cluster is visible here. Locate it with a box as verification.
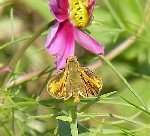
[69,0,91,28]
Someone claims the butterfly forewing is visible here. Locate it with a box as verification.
[47,56,103,102]
[79,67,103,97]
[47,69,72,100]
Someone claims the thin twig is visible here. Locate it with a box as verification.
[6,67,54,89]
[1,20,55,88]
[88,24,144,70]
[6,70,43,89]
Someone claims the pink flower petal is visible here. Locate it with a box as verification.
[49,0,69,22]
[46,21,70,56]
[46,21,75,69]
[56,44,75,70]
[74,28,105,55]
[55,23,75,69]
[89,0,95,19]
[45,22,59,49]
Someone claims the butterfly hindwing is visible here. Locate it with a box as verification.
[47,56,103,102]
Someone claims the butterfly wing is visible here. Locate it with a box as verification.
[47,69,72,100]
[79,67,103,97]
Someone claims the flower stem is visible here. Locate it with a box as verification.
[70,106,78,136]
[65,98,78,136]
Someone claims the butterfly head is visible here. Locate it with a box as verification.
[67,56,78,64]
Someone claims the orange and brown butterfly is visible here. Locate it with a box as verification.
[47,56,103,102]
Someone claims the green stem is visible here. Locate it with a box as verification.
[70,106,78,136]
[65,99,78,136]
[12,108,15,135]
[1,20,55,88]
[10,8,14,42]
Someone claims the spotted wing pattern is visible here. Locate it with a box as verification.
[79,67,103,97]
[47,56,103,102]
[47,69,72,100]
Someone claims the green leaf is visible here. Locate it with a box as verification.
[57,120,72,136]
[104,0,125,29]
[119,96,150,116]
[109,113,150,129]
[56,116,72,122]
[28,114,54,119]
[79,132,91,136]
[57,120,90,136]
[78,124,90,134]
[79,91,117,113]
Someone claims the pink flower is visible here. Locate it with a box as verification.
[46,0,105,69]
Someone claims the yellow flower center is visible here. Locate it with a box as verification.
[69,0,91,28]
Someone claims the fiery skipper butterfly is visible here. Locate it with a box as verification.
[47,56,103,102]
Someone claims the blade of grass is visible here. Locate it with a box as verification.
[96,99,133,107]
[81,113,150,129]
[104,0,125,30]
[0,31,47,50]
[79,111,141,120]
[1,89,38,102]
[28,114,54,119]
[89,122,103,136]
[0,36,32,50]
[79,111,142,126]
[3,123,14,136]
[119,95,150,116]
[99,55,148,111]
[10,7,14,42]
[78,91,117,113]
[148,47,150,65]
[109,113,150,129]
[12,108,15,135]
[37,67,55,98]
[102,127,146,135]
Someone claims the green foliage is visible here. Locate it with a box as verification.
[0,0,150,136]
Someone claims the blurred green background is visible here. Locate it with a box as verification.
[0,0,150,135]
